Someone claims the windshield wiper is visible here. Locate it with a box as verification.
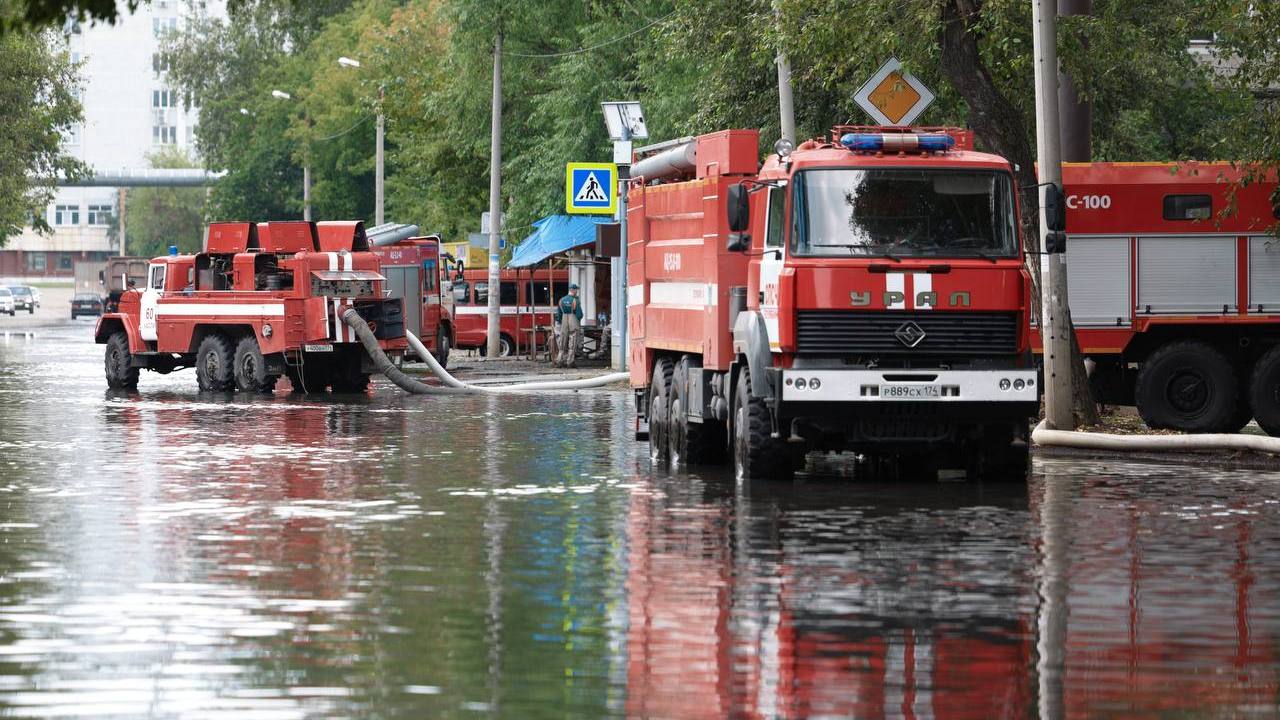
[964,250,999,264]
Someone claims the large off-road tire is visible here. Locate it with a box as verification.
[648,358,674,464]
[1249,346,1280,437]
[668,357,722,468]
[1135,341,1239,433]
[329,354,371,394]
[435,327,451,370]
[233,335,278,393]
[195,333,236,392]
[103,331,139,390]
[966,424,1031,482]
[732,366,791,481]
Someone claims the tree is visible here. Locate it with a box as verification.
[124,147,207,258]
[0,20,85,245]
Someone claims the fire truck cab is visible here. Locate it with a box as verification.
[631,128,1040,480]
[95,220,407,393]
[1056,162,1280,435]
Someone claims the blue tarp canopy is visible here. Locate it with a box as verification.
[508,214,612,268]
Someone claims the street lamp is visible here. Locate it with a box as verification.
[272,89,309,221]
[600,101,646,370]
[336,55,384,227]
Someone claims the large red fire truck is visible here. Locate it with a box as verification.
[369,235,455,367]
[630,127,1040,480]
[1055,162,1280,436]
[95,220,407,393]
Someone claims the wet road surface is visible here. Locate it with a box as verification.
[1,318,1279,718]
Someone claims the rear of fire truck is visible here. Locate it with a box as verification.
[631,128,1040,480]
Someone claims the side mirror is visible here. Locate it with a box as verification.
[727,183,750,232]
[1044,184,1066,232]
[727,233,750,252]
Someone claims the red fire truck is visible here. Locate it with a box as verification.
[369,235,455,368]
[1054,162,1280,436]
[94,220,406,393]
[450,267,570,356]
[630,127,1040,480]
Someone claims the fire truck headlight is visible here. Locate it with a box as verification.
[999,378,1012,391]
[1013,379,1026,391]
[795,378,807,390]
[262,324,273,338]
[809,377,821,390]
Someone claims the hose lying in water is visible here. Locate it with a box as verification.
[342,308,629,394]
[1031,419,1280,455]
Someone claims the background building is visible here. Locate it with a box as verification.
[1,0,225,280]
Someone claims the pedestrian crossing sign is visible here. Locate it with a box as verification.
[566,162,617,215]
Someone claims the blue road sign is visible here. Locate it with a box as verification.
[566,162,617,215]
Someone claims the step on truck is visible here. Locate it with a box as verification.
[1053,162,1280,436]
[629,127,1040,480]
[95,220,407,393]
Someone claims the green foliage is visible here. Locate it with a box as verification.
[0,21,85,245]
[123,147,206,258]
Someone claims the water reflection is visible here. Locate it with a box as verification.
[0,322,1279,717]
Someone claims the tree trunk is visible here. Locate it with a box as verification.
[938,0,1099,427]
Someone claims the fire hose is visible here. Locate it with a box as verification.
[1032,420,1280,454]
[343,308,629,394]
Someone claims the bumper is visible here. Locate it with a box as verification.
[780,369,1039,404]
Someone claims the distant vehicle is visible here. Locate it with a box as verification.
[0,288,13,316]
[71,293,103,318]
[7,286,34,314]
[450,267,571,356]
[29,287,40,308]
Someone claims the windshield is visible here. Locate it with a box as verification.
[792,168,1018,258]
[0,289,10,297]
[9,286,30,296]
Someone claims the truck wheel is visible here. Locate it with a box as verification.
[967,428,1031,482]
[648,358,674,464]
[104,331,139,390]
[732,366,791,481]
[435,327,451,369]
[1135,341,1239,432]
[477,334,514,358]
[233,336,278,393]
[1250,346,1280,436]
[195,333,236,392]
[330,355,371,394]
[668,357,720,468]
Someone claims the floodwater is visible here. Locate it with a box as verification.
[0,319,1279,719]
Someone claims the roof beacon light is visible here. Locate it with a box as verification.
[840,132,955,153]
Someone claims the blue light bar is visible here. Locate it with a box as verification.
[840,133,955,153]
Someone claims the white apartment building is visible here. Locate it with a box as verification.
[2,0,225,279]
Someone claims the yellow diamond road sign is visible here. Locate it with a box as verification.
[854,57,935,126]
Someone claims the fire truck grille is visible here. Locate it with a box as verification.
[795,311,1019,357]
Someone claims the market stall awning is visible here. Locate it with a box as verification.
[508,214,613,268]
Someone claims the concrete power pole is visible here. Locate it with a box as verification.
[303,164,312,222]
[375,87,385,226]
[774,1,795,143]
[486,32,503,359]
[1033,0,1075,430]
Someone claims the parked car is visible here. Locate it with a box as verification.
[29,287,40,308]
[0,288,14,316]
[7,286,34,314]
[71,293,103,319]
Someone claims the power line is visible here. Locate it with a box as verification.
[503,11,676,58]
[315,113,372,141]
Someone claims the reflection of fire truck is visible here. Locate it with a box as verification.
[94,220,406,393]
[1049,163,1280,436]
[449,267,570,356]
[630,127,1040,480]
[369,235,455,368]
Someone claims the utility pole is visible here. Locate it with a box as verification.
[1033,0,1075,430]
[774,1,795,143]
[303,164,312,221]
[615,132,630,371]
[486,31,503,359]
[375,86,385,226]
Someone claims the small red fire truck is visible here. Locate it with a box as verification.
[450,267,570,356]
[369,235,455,367]
[95,220,407,393]
[1056,162,1280,436]
[630,127,1040,480]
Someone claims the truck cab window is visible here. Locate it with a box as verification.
[422,260,437,293]
[766,185,786,248]
[149,265,165,291]
[474,281,488,305]
[452,281,471,304]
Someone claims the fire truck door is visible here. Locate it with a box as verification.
[140,263,164,342]
[759,184,787,350]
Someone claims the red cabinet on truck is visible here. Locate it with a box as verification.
[449,267,569,356]
[630,128,1040,480]
[94,220,407,394]
[1048,162,1280,435]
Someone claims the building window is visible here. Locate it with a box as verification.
[152,89,177,108]
[152,54,170,75]
[54,205,80,225]
[59,254,74,270]
[152,125,177,144]
[26,254,46,271]
[64,124,81,146]
[87,204,112,225]
[153,17,178,37]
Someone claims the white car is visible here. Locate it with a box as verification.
[0,287,14,316]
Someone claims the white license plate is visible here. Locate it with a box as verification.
[880,384,941,399]
[303,344,334,353]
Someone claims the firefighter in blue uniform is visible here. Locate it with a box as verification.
[554,283,583,367]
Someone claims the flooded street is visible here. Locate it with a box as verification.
[1,318,1279,718]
